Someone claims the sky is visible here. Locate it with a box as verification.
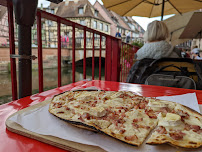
[38,0,173,30]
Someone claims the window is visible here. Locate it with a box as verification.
[51,9,54,14]
[128,23,132,28]
[5,21,8,26]
[132,32,136,37]
[105,25,108,32]
[46,20,53,26]
[123,16,128,22]
[47,8,54,14]
[78,7,83,14]
[95,10,98,17]
[132,25,135,30]
[80,20,85,25]
[100,23,103,31]
[94,21,97,29]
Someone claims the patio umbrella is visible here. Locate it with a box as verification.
[180,12,202,39]
[102,0,202,20]
[163,11,194,46]
[180,12,202,48]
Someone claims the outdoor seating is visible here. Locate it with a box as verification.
[126,58,202,90]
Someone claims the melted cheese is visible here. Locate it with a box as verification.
[89,107,107,117]
[90,119,111,129]
[184,116,202,127]
[148,99,169,107]
[148,99,176,111]
[183,130,202,142]
[105,98,124,107]
[158,113,182,126]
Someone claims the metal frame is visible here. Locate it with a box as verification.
[2,0,139,100]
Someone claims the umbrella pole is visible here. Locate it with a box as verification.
[161,0,165,21]
[13,0,38,98]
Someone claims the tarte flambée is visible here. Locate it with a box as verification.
[49,90,202,148]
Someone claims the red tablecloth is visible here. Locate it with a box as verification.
[0,80,202,152]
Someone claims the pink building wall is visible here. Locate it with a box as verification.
[94,2,117,37]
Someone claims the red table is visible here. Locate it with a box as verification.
[0,80,202,152]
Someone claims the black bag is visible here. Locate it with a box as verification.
[126,58,202,90]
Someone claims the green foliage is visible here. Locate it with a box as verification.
[131,41,144,48]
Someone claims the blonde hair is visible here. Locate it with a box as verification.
[144,21,169,42]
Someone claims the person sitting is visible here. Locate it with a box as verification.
[126,32,131,43]
[135,21,181,60]
[181,49,190,58]
[115,31,121,38]
[191,45,200,59]
[193,54,202,60]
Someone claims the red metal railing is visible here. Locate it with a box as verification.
[3,0,139,100]
[120,42,139,82]
[7,0,17,100]
[37,11,43,93]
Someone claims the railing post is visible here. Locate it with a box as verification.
[72,24,75,83]
[99,34,102,80]
[120,42,123,82]
[57,20,61,87]
[7,1,17,100]
[37,11,43,92]
[92,32,95,80]
[105,36,112,81]
[83,27,86,79]
[111,39,121,82]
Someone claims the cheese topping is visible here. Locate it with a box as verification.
[164,113,181,121]
[89,107,107,117]
[158,113,182,126]
[183,130,202,142]
[184,116,202,127]
[148,99,169,111]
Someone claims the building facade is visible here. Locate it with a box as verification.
[94,1,145,44]
[44,0,111,48]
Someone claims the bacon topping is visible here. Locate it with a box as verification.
[74,105,80,108]
[81,113,91,120]
[156,126,167,134]
[78,116,84,122]
[158,107,170,114]
[90,101,97,107]
[132,123,139,129]
[119,129,126,134]
[145,110,157,119]
[134,104,139,109]
[116,107,124,109]
[184,124,201,133]
[124,135,138,141]
[197,129,202,134]
[176,110,189,119]
[133,118,143,123]
[139,102,146,109]
[169,131,186,140]
[184,123,191,131]
[190,125,201,132]
[120,112,126,119]
[132,123,150,130]
[66,107,70,110]
[71,109,75,114]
